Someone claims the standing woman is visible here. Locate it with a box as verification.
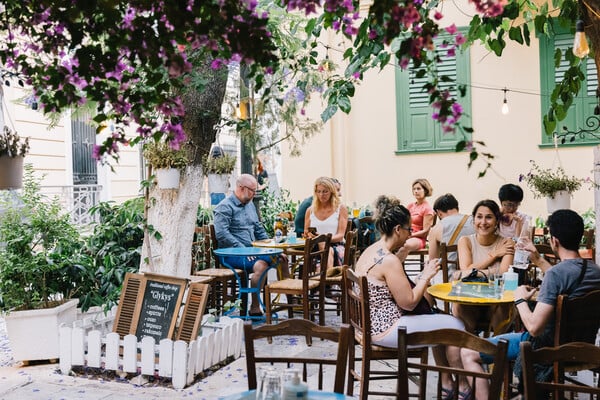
[454,199,515,333]
[304,177,348,267]
[354,195,469,399]
[404,178,435,252]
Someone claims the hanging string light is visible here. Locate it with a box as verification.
[501,88,509,115]
[573,20,590,58]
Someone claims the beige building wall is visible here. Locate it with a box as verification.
[281,0,596,222]
[2,85,142,203]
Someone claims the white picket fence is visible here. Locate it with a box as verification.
[59,316,244,389]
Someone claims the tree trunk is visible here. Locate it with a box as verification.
[140,165,203,277]
[140,58,228,277]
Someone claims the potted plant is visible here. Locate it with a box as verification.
[0,126,30,189]
[203,153,236,199]
[0,166,89,361]
[143,141,189,189]
[519,160,583,213]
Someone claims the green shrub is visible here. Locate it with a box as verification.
[79,197,147,312]
[259,189,298,237]
[0,166,90,311]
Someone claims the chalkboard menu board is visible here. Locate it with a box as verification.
[134,273,188,342]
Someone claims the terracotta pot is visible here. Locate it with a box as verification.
[0,155,24,190]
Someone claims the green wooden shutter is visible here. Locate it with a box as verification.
[395,30,471,153]
[539,32,599,146]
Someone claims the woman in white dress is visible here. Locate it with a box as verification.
[304,177,348,268]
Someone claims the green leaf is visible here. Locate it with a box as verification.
[508,27,523,44]
[337,95,352,113]
[321,105,338,122]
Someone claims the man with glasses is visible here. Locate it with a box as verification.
[214,174,289,316]
[498,183,531,239]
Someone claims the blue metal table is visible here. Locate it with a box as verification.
[213,247,283,320]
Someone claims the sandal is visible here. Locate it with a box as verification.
[441,387,456,400]
[458,387,474,400]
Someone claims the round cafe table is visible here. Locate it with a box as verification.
[427,282,516,334]
[213,247,283,320]
[427,282,515,305]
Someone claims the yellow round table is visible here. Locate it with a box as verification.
[428,282,516,335]
[427,282,515,305]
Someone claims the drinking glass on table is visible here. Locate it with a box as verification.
[451,270,462,295]
[488,265,499,291]
[260,370,282,400]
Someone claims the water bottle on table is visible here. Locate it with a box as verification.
[503,267,519,291]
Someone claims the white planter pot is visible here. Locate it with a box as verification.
[207,174,230,193]
[0,155,24,190]
[546,190,571,214]
[4,299,78,361]
[156,168,180,189]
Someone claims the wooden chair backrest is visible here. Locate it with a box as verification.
[398,327,509,400]
[301,233,332,284]
[208,224,222,268]
[439,242,458,284]
[343,268,371,348]
[243,319,351,394]
[555,289,600,346]
[521,341,600,400]
[342,229,358,269]
[438,242,458,313]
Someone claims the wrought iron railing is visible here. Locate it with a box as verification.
[40,185,103,226]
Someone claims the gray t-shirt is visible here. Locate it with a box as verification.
[535,258,600,341]
[441,214,475,262]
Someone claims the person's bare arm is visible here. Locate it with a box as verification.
[427,224,442,260]
[412,213,434,239]
[514,286,553,336]
[332,205,348,242]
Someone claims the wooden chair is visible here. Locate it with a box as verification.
[553,289,600,384]
[265,233,332,329]
[521,341,600,400]
[438,242,458,313]
[398,327,509,400]
[243,319,352,394]
[319,229,359,317]
[193,224,244,314]
[534,243,559,266]
[343,268,428,399]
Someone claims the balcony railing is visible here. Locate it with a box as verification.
[40,185,103,226]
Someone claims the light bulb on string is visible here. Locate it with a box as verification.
[501,88,509,115]
[573,20,590,58]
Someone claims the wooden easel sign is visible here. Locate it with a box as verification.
[113,272,188,341]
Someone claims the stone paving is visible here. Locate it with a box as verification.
[0,308,437,399]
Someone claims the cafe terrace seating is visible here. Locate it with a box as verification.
[264,233,332,331]
[398,327,510,400]
[344,268,428,399]
[243,319,351,394]
[521,341,600,400]
[191,224,243,314]
[318,229,358,318]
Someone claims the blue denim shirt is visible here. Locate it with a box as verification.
[213,194,268,248]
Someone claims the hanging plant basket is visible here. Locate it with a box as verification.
[546,190,571,214]
[0,155,24,190]
[156,168,181,189]
[208,173,230,193]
